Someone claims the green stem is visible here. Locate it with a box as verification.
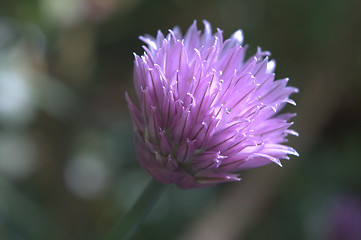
[104,179,167,240]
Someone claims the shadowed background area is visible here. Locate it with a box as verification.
[0,0,360,239]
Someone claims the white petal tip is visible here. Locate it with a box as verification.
[231,30,244,44]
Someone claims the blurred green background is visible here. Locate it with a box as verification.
[0,0,361,239]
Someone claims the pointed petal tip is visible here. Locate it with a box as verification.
[226,175,241,181]
[231,29,244,44]
[266,59,276,73]
[286,129,299,137]
[202,19,210,26]
[293,150,300,157]
[125,92,132,103]
[287,99,297,106]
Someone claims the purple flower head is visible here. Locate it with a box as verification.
[126,21,298,189]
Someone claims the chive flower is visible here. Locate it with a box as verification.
[126,21,298,189]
